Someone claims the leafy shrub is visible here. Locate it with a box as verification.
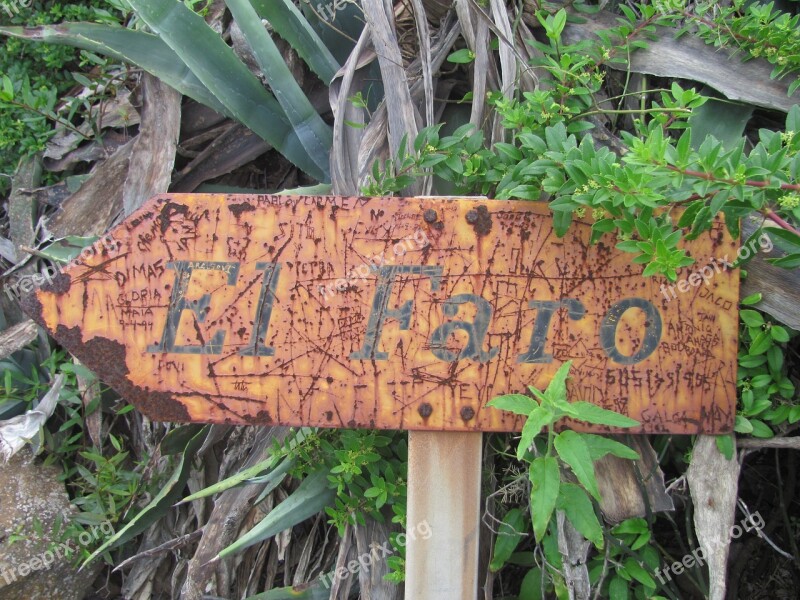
[0,0,124,195]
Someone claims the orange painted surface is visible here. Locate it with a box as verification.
[23,194,739,432]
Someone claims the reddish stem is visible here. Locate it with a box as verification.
[662,165,800,235]
[666,165,800,191]
[764,209,800,236]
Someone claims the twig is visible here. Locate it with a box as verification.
[736,497,794,561]
[112,529,204,572]
[591,543,611,600]
[736,438,800,449]
[764,209,800,237]
[664,474,686,495]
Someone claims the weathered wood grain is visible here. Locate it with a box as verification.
[0,319,38,361]
[740,218,800,330]
[406,431,482,599]
[22,194,739,433]
[687,435,740,600]
[594,436,674,523]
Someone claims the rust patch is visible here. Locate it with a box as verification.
[466,205,492,236]
[40,272,71,295]
[53,325,191,422]
[19,291,44,328]
[228,202,255,219]
[159,201,189,233]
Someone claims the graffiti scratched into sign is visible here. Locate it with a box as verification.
[22,194,740,433]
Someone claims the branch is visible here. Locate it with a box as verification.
[737,438,800,450]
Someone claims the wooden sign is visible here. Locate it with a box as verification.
[22,194,739,433]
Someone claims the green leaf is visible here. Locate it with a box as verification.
[249,0,340,83]
[741,292,762,306]
[529,456,560,543]
[567,402,640,428]
[715,434,734,460]
[740,309,765,328]
[81,425,210,567]
[447,48,475,63]
[611,518,648,535]
[0,74,13,101]
[160,424,206,455]
[244,580,331,599]
[551,9,567,38]
[226,0,332,178]
[127,0,329,181]
[517,406,553,461]
[678,201,703,228]
[750,330,774,355]
[554,431,601,501]
[519,567,544,600]
[553,210,573,237]
[770,326,790,342]
[788,104,800,133]
[581,434,640,460]
[608,575,629,600]
[489,508,526,572]
[487,393,537,415]
[739,353,767,368]
[38,236,99,263]
[557,483,604,548]
[218,468,336,558]
[768,252,800,269]
[767,345,784,373]
[623,557,656,588]
[616,240,642,253]
[734,415,753,434]
[765,227,800,254]
[567,120,595,134]
[178,456,293,505]
[527,385,548,405]
[545,361,573,403]
[748,419,774,439]
[688,94,753,151]
[0,23,230,116]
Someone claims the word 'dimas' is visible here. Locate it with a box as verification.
[24,194,740,433]
[149,262,661,366]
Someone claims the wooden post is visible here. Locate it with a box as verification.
[405,431,482,600]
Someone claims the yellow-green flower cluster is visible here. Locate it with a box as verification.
[778,192,800,210]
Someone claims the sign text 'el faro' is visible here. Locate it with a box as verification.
[22,195,740,433]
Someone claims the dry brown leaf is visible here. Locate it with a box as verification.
[122,73,181,216]
[46,139,135,238]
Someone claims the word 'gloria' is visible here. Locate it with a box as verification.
[149,261,663,365]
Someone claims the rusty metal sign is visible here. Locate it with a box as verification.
[22,194,740,433]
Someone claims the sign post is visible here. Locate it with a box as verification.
[22,194,740,598]
[406,431,482,598]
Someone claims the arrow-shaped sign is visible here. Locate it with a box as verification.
[22,194,739,432]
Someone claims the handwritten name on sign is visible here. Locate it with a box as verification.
[22,194,739,433]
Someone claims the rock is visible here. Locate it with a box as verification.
[0,449,99,600]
